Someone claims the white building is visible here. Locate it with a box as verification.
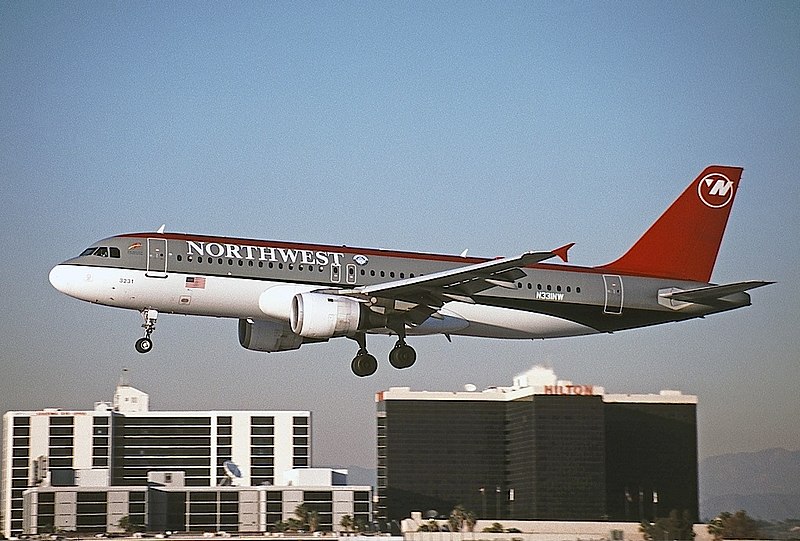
[21,468,372,535]
[2,381,311,537]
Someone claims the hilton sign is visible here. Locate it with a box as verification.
[543,384,596,396]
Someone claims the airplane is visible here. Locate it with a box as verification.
[49,165,771,377]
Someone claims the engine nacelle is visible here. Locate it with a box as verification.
[259,284,320,322]
[290,293,364,339]
[238,318,309,352]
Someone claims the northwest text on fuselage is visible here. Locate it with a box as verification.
[186,241,346,267]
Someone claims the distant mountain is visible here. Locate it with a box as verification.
[700,448,800,521]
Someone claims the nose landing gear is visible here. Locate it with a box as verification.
[135,309,158,354]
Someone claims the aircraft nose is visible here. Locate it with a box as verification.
[49,264,82,297]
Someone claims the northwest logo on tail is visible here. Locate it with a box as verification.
[698,173,735,208]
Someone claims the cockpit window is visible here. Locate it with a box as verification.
[79,246,121,258]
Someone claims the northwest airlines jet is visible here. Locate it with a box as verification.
[50,166,770,376]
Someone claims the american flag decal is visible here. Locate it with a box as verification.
[185,276,206,289]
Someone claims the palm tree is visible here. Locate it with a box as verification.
[449,505,467,533]
[464,511,476,532]
[340,514,354,534]
[308,510,320,533]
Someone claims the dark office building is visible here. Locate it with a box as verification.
[377,399,506,521]
[376,368,698,523]
[506,395,606,520]
[604,399,698,522]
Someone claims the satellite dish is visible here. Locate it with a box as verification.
[224,461,242,478]
[464,384,477,392]
[218,461,242,486]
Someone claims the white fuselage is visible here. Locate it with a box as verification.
[49,262,598,339]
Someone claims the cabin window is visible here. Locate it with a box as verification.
[566,286,571,292]
[177,255,183,262]
[400,272,405,279]
[576,286,581,293]
[527,283,532,289]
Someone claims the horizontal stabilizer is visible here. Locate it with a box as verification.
[660,280,773,305]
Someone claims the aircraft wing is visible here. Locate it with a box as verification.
[327,247,571,325]
[660,280,773,305]
[361,250,553,299]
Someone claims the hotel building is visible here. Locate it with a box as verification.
[376,367,697,523]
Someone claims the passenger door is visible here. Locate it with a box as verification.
[146,238,168,278]
[603,275,623,314]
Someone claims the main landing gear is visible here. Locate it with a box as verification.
[349,327,417,377]
[135,308,158,354]
[350,333,378,377]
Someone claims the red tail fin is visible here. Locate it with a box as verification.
[598,165,743,282]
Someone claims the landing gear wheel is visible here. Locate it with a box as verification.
[351,351,378,377]
[136,308,158,354]
[135,337,153,354]
[389,342,416,369]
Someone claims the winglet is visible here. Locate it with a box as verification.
[552,243,575,263]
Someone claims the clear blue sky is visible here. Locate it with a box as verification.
[2,1,798,469]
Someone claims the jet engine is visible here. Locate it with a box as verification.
[238,318,313,352]
[290,292,365,339]
[259,284,322,322]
